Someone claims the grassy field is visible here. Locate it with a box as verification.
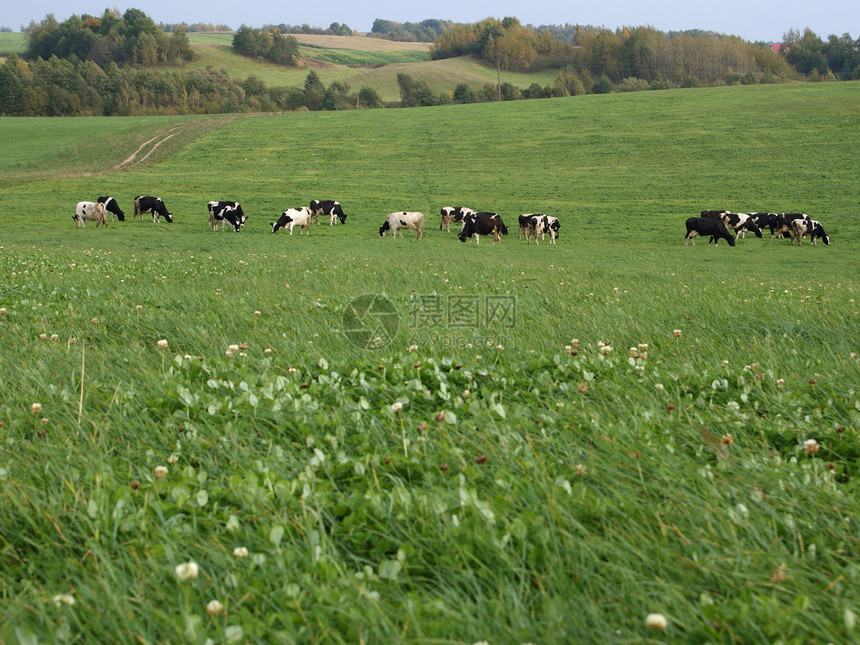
[0,31,26,56]
[184,32,554,101]
[1,83,859,644]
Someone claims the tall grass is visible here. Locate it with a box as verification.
[0,83,858,644]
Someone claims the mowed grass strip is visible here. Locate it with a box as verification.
[0,83,858,644]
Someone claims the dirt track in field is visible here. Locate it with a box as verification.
[112,127,184,170]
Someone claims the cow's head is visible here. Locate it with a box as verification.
[379,221,390,237]
[164,212,173,223]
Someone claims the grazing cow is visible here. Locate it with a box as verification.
[791,218,830,246]
[684,217,736,246]
[271,207,313,235]
[73,201,108,228]
[208,201,246,232]
[97,196,125,221]
[134,195,173,223]
[701,209,730,218]
[440,206,474,232]
[722,212,763,239]
[748,212,779,238]
[776,213,810,239]
[379,211,424,240]
[542,215,560,243]
[459,212,508,245]
[310,200,347,225]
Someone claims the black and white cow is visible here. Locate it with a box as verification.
[459,212,508,245]
[748,212,780,238]
[776,213,810,239]
[73,201,108,228]
[701,209,730,218]
[518,214,539,239]
[379,211,424,240]
[97,196,125,221]
[208,201,246,232]
[440,206,474,232]
[518,214,545,244]
[134,196,173,223]
[542,215,560,243]
[310,200,347,225]
[722,212,763,239]
[684,217,736,246]
[791,218,830,246]
[271,207,313,235]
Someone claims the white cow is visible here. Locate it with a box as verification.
[379,211,424,240]
[73,201,107,228]
[271,207,312,235]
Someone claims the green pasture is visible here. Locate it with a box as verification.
[1,83,859,644]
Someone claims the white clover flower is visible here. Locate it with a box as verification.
[645,613,668,630]
[254,310,261,316]
[175,561,199,581]
[167,454,179,464]
[233,546,249,558]
[40,333,47,340]
[638,343,648,352]
[52,593,76,606]
[206,599,224,616]
[570,338,579,348]
[228,344,239,352]
[0,308,6,316]
[287,367,297,374]
[803,439,820,455]
[154,465,168,479]
[408,345,418,353]
[136,304,143,311]
[600,345,613,356]
[391,401,404,412]
[50,334,59,342]
[496,344,504,351]
[157,339,168,349]
[264,348,273,354]
[31,403,43,414]
[654,383,664,391]
[673,329,682,338]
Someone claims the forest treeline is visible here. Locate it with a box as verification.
[2,9,858,116]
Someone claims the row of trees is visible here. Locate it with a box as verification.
[370,19,454,43]
[431,18,799,83]
[263,23,353,36]
[232,26,300,65]
[24,9,192,68]
[782,28,860,78]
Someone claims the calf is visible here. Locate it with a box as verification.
[208,201,246,232]
[73,201,108,228]
[684,217,736,246]
[459,212,508,245]
[134,195,173,223]
[310,200,347,225]
[791,218,830,246]
[97,196,125,221]
[379,211,424,240]
[271,207,313,235]
[440,206,474,232]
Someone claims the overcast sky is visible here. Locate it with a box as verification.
[6,0,858,43]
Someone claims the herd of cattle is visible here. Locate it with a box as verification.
[72,198,830,248]
[684,210,831,247]
[71,197,562,245]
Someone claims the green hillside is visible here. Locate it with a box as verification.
[184,32,557,101]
